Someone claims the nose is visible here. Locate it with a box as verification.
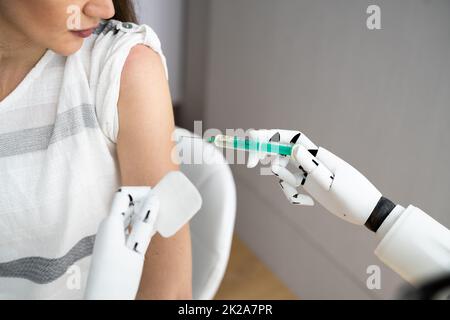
[84,0,115,20]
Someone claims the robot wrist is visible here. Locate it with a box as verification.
[365,196,396,233]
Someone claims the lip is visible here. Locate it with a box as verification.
[70,26,98,38]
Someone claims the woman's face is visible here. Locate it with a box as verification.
[0,0,116,56]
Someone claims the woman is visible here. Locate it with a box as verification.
[0,0,192,299]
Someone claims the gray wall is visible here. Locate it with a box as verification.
[189,0,450,299]
[135,0,185,104]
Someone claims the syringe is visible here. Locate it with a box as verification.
[206,135,334,191]
[208,135,294,156]
[181,134,334,190]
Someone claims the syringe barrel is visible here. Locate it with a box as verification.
[212,135,293,156]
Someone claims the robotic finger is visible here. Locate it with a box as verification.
[126,193,160,254]
[109,189,133,222]
[279,180,314,206]
[247,129,319,168]
[111,187,152,231]
[272,164,304,187]
[269,130,318,151]
[291,144,335,191]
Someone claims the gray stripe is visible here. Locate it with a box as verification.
[0,235,95,284]
[0,104,98,158]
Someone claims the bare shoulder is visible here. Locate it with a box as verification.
[117,42,174,138]
[117,43,172,121]
[120,44,168,94]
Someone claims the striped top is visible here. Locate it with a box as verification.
[0,20,168,299]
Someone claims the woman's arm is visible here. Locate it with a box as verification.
[116,44,192,299]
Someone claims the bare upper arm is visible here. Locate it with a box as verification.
[116,44,178,186]
[115,45,192,299]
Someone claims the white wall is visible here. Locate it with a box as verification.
[197,0,450,299]
[134,0,185,104]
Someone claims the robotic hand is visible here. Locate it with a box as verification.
[84,172,202,300]
[247,129,386,229]
[247,129,450,286]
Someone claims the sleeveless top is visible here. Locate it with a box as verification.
[0,19,168,299]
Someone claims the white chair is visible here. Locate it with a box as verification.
[175,128,237,300]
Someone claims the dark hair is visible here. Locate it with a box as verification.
[112,0,138,23]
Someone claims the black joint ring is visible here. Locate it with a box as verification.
[365,197,396,233]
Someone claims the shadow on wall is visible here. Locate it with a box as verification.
[135,0,186,106]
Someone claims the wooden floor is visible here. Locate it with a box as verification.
[214,235,298,300]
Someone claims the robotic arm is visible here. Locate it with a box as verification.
[84,171,202,300]
[248,129,450,286]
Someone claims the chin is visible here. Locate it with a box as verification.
[52,39,84,57]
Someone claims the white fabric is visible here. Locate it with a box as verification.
[0,19,168,299]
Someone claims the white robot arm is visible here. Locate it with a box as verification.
[84,171,202,300]
[248,129,450,286]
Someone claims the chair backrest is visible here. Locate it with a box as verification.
[174,128,237,300]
